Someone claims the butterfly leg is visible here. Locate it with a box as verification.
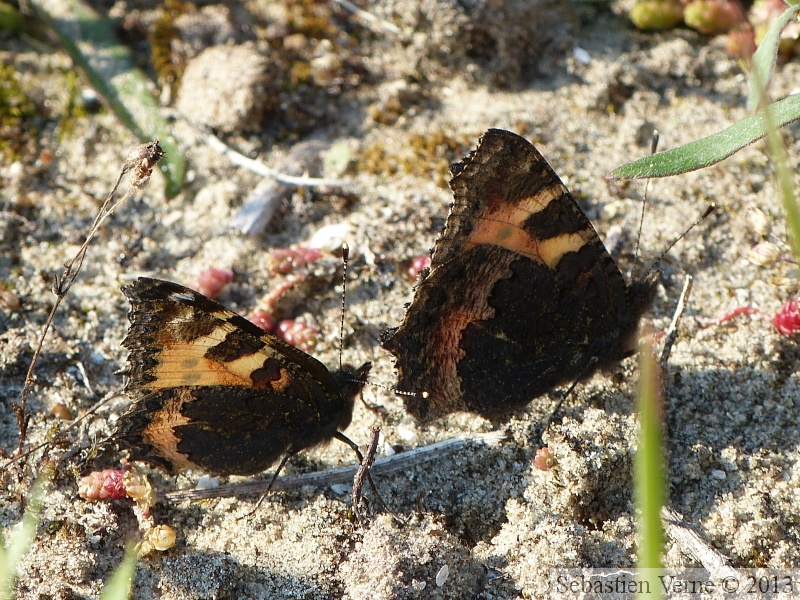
[242,451,299,517]
[533,356,601,446]
[266,451,296,492]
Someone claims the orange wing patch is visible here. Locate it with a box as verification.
[467,185,592,268]
[141,389,196,470]
[147,316,292,391]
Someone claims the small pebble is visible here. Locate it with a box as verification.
[195,476,220,490]
[435,564,449,587]
[308,222,353,253]
[0,289,20,311]
[572,47,591,64]
[51,402,72,421]
[81,88,102,112]
[37,148,54,169]
[329,483,350,495]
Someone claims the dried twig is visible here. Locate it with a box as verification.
[0,389,127,474]
[662,507,738,581]
[657,278,736,581]
[229,140,341,236]
[198,128,353,189]
[660,274,693,367]
[166,431,507,502]
[11,141,164,461]
[331,0,400,35]
[183,121,357,236]
[352,426,381,522]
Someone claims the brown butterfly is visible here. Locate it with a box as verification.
[381,129,657,420]
[115,277,371,479]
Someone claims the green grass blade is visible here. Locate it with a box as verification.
[98,545,138,600]
[766,122,800,262]
[636,336,664,596]
[27,0,185,197]
[0,470,51,600]
[751,67,800,262]
[0,2,23,32]
[747,3,800,111]
[608,94,800,179]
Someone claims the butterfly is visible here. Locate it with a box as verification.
[381,129,657,420]
[115,277,371,477]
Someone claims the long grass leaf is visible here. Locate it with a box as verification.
[747,3,800,111]
[609,94,800,179]
[0,471,51,600]
[98,545,138,600]
[636,336,664,596]
[751,65,800,262]
[28,0,184,197]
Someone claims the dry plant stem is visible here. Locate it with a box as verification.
[231,140,331,236]
[660,274,693,367]
[197,125,354,189]
[331,0,400,35]
[352,426,381,523]
[662,507,738,581]
[12,141,164,459]
[657,282,736,579]
[166,431,507,502]
[1,390,126,473]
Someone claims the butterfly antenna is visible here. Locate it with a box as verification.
[359,378,428,399]
[334,243,427,401]
[644,203,716,276]
[630,131,660,280]
[339,243,349,371]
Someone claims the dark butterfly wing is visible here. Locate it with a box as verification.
[115,277,369,475]
[382,129,656,420]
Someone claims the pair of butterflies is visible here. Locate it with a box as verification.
[115,129,657,477]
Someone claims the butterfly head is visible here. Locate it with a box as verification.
[331,361,372,429]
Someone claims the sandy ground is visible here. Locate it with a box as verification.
[2,0,800,598]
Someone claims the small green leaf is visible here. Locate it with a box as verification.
[98,545,138,600]
[0,2,23,32]
[747,3,800,111]
[609,93,800,179]
[630,0,684,31]
[751,69,800,263]
[0,470,52,600]
[28,0,185,197]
